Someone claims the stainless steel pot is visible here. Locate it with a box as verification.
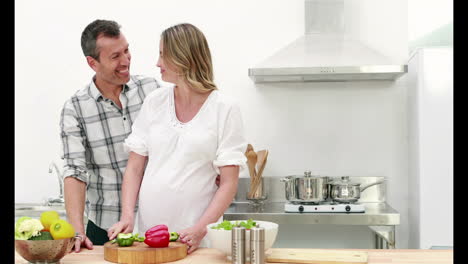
[329,176,385,203]
[280,171,329,204]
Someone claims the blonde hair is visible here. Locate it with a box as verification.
[161,23,217,93]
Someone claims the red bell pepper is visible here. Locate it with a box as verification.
[144,224,170,248]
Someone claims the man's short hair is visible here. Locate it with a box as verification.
[81,19,121,60]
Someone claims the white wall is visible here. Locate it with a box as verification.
[344,0,408,64]
[408,0,453,42]
[14,0,302,203]
[16,0,410,248]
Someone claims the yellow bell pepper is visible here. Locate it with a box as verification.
[49,219,75,240]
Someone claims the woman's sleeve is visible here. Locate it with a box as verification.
[213,103,248,174]
[123,98,151,156]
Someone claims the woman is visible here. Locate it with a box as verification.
[107,23,247,253]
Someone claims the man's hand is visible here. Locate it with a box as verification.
[72,233,93,253]
[64,177,92,253]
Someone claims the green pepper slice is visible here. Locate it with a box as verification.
[116,233,135,247]
[169,231,179,242]
[132,233,145,242]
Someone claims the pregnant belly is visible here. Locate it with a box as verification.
[138,186,215,232]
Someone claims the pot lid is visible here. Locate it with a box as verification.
[330,176,360,186]
[285,170,324,178]
[302,170,326,178]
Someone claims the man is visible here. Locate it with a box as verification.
[59,19,161,252]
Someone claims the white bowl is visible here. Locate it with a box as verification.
[206,220,278,259]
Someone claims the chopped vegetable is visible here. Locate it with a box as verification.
[210,219,257,230]
[239,219,257,230]
[132,233,145,242]
[144,225,169,248]
[110,233,145,246]
[15,217,44,240]
[169,231,179,242]
[116,233,134,247]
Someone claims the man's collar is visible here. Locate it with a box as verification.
[88,77,103,101]
[88,75,131,101]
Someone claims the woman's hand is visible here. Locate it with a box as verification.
[107,217,134,241]
[178,224,207,254]
[107,152,146,241]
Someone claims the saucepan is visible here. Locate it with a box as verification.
[329,176,385,203]
[280,170,329,204]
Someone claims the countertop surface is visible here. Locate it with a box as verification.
[15,247,453,264]
[224,202,400,225]
[15,201,400,226]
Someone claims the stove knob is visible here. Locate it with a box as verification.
[298,205,304,213]
[345,205,351,212]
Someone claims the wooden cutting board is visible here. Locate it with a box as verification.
[104,241,187,264]
[267,248,368,264]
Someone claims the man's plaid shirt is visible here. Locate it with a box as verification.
[60,75,161,229]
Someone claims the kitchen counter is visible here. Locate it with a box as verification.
[224,202,400,225]
[15,247,453,263]
[224,201,399,249]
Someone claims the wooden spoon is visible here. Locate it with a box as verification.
[248,150,268,199]
[253,150,268,197]
[246,150,260,198]
[256,150,268,178]
[246,150,257,180]
[256,150,267,173]
[245,144,254,157]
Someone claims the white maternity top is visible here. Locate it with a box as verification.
[123,86,247,247]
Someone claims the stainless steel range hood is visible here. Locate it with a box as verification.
[249,0,408,83]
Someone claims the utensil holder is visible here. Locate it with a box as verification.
[247,177,267,205]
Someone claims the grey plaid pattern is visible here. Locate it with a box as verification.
[60,75,161,229]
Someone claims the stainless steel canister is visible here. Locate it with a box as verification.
[231,226,246,264]
[250,225,265,264]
